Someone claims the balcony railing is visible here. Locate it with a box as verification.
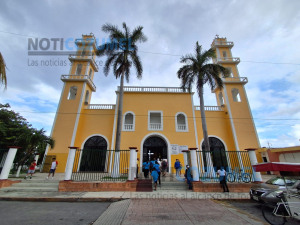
[177,125,187,131]
[194,106,224,111]
[61,75,96,92]
[149,123,162,130]
[75,38,97,49]
[212,41,234,48]
[124,124,134,130]
[68,54,99,72]
[215,57,240,64]
[223,77,248,83]
[117,86,191,93]
[85,104,116,110]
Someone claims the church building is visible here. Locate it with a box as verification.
[42,34,260,174]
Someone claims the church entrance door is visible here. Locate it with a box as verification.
[143,136,167,163]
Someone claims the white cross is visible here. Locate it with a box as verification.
[148,150,154,161]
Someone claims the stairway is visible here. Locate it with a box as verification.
[0,179,59,192]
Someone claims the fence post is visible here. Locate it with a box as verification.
[189,148,199,182]
[64,147,78,181]
[0,146,20,180]
[135,149,138,178]
[245,148,262,182]
[128,147,137,181]
[111,150,121,178]
[182,150,188,167]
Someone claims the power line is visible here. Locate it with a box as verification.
[1,30,300,65]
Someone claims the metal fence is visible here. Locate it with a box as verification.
[191,150,253,183]
[0,149,9,174]
[71,149,130,182]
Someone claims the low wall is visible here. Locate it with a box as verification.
[192,182,259,192]
[59,180,138,192]
[0,179,21,189]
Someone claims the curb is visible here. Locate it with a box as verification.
[0,197,127,202]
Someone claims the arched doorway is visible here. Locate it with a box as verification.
[201,137,228,171]
[80,136,108,171]
[143,136,167,163]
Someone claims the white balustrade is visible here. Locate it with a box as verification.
[216,57,240,63]
[124,124,133,130]
[61,75,97,91]
[223,77,248,83]
[194,106,224,111]
[212,41,234,46]
[68,54,99,71]
[149,123,161,130]
[117,86,191,93]
[177,125,187,130]
[86,104,116,110]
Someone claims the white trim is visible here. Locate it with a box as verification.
[78,134,110,172]
[69,62,73,74]
[109,93,119,172]
[148,110,163,131]
[122,111,135,132]
[199,135,232,170]
[223,85,240,151]
[175,112,189,132]
[85,62,90,75]
[216,47,220,58]
[140,132,171,173]
[41,82,66,171]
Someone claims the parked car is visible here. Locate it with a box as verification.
[250,176,300,203]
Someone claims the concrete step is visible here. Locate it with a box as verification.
[0,186,58,192]
[158,186,188,190]
[21,179,60,183]
[12,183,59,187]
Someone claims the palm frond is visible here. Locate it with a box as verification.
[0,52,7,90]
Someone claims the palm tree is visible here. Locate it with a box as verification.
[96,22,147,150]
[0,52,7,90]
[177,42,229,169]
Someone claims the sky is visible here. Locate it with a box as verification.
[0,0,300,148]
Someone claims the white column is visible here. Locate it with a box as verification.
[34,154,40,163]
[0,147,19,180]
[246,149,262,182]
[64,147,77,181]
[134,150,138,179]
[128,148,136,181]
[15,165,22,177]
[111,151,120,178]
[182,150,188,167]
[189,148,199,182]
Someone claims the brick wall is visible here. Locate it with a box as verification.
[0,179,21,189]
[192,182,256,192]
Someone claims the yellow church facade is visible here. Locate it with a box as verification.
[43,34,260,174]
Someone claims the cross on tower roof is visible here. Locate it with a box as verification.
[215,34,219,38]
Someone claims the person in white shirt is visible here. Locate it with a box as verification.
[217,167,229,192]
[46,158,58,180]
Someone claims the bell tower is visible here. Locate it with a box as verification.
[211,36,260,151]
[42,33,98,172]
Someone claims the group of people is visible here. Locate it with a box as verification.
[24,157,58,180]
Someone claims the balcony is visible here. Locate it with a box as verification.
[194,106,224,111]
[223,77,248,84]
[123,124,134,131]
[149,123,162,130]
[212,41,234,48]
[75,38,97,51]
[117,86,192,93]
[68,54,99,72]
[215,57,240,65]
[177,125,187,131]
[61,75,96,92]
[85,104,116,110]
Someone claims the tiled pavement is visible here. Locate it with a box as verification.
[121,199,268,225]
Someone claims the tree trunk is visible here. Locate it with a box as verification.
[199,85,214,176]
[114,66,125,150]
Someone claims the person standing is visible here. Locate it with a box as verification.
[142,160,150,178]
[153,161,161,187]
[184,165,193,190]
[161,159,168,177]
[174,159,181,177]
[46,158,58,179]
[151,169,159,191]
[217,167,229,192]
[25,160,37,179]
[136,158,139,179]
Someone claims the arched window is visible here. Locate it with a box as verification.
[175,112,188,132]
[231,88,241,102]
[222,51,227,59]
[201,137,228,171]
[123,112,135,131]
[218,92,224,105]
[227,67,233,77]
[89,68,92,78]
[75,64,82,75]
[80,135,108,172]
[68,86,77,100]
[84,90,89,105]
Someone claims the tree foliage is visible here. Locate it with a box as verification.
[0,52,7,90]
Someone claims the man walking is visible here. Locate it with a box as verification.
[46,158,58,179]
[153,161,161,187]
[217,167,229,192]
[24,160,37,179]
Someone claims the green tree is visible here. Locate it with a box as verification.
[177,42,229,154]
[96,22,147,150]
[0,52,7,90]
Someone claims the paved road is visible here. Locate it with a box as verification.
[0,201,110,225]
[225,200,300,225]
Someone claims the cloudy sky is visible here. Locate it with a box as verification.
[0,0,300,148]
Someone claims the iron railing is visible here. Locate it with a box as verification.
[194,150,253,183]
[0,149,9,174]
[71,149,130,182]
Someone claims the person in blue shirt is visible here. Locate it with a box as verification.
[153,161,161,186]
[142,161,150,178]
[184,165,193,190]
[150,158,156,171]
[174,159,181,177]
[151,169,159,191]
